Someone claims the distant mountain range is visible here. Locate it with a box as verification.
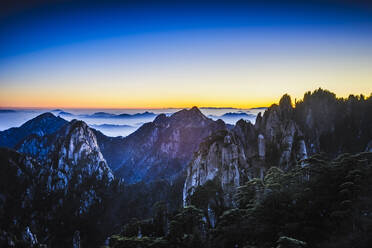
[91,124,133,129]
[57,111,157,119]
[250,106,268,110]
[57,111,74,116]
[0,113,68,148]
[0,109,16,113]
[209,112,256,119]
[0,107,228,184]
[111,107,227,183]
[200,107,237,109]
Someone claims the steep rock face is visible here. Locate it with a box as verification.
[255,95,307,168]
[184,90,372,206]
[16,119,114,220]
[18,119,114,192]
[184,97,306,205]
[0,113,67,148]
[93,130,126,171]
[1,120,116,246]
[114,107,227,183]
[183,129,249,206]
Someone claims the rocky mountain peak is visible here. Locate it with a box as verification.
[111,107,227,183]
[190,106,202,114]
[63,119,93,141]
[17,118,114,189]
[32,112,56,120]
[0,112,68,148]
[170,106,207,122]
[58,119,108,170]
[184,89,372,209]
[23,112,67,131]
[153,113,167,126]
[279,94,293,110]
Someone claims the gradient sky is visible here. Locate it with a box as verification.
[1,0,372,108]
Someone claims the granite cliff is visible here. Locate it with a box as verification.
[0,119,115,247]
[184,89,372,206]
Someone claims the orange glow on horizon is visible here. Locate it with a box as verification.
[1,88,371,110]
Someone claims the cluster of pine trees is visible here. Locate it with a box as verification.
[108,152,372,248]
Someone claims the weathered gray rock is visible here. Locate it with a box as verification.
[184,95,310,206]
[257,134,265,158]
[17,120,114,213]
[22,226,38,247]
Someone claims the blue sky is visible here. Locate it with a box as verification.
[1,0,372,108]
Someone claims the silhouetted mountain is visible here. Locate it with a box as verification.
[0,109,16,113]
[87,112,116,118]
[58,111,74,116]
[82,111,157,119]
[115,111,156,118]
[51,109,64,112]
[110,107,227,183]
[250,106,268,110]
[184,89,372,206]
[91,124,132,129]
[223,112,248,117]
[200,107,237,109]
[0,112,68,148]
[209,112,255,118]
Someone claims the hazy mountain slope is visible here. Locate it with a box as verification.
[1,109,227,185]
[0,113,68,148]
[113,107,227,183]
[93,129,126,171]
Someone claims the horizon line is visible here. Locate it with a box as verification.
[0,105,268,110]
[1,89,370,110]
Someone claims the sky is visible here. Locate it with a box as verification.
[0,0,372,109]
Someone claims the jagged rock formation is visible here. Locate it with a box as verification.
[183,98,306,205]
[18,119,114,191]
[0,112,67,148]
[0,119,115,247]
[113,107,227,183]
[184,89,372,206]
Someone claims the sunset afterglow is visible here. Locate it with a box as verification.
[1,1,371,108]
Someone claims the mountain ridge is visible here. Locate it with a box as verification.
[112,106,227,183]
[184,89,372,206]
[0,112,68,148]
